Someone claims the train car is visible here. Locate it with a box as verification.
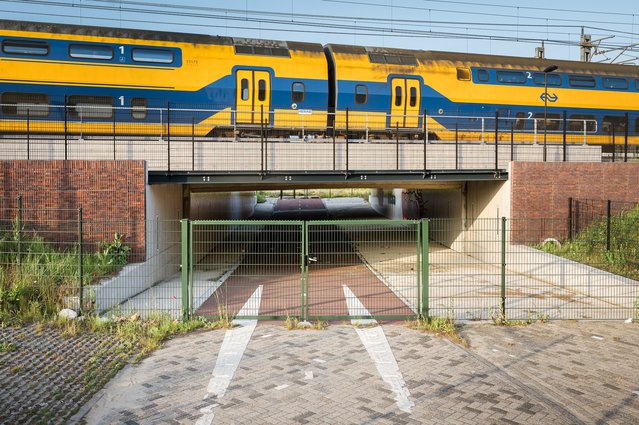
[0,20,329,136]
[326,44,639,144]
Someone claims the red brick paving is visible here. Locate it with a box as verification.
[196,199,414,319]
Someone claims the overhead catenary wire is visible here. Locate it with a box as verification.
[1,0,639,60]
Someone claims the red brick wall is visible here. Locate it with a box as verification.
[510,162,639,243]
[0,160,146,257]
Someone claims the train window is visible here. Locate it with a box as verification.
[131,48,173,64]
[533,113,561,130]
[394,86,402,107]
[0,92,49,117]
[291,82,305,102]
[635,118,639,133]
[234,44,290,57]
[568,114,596,132]
[68,95,113,119]
[603,77,628,90]
[368,53,417,66]
[602,115,626,133]
[514,112,527,130]
[533,73,561,86]
[409,86,417,107]
[477,69,489,82]
[355,85,368,104]
[496,71,526,84]
[131,98,147,120]
[636,79,639,90]
[2,39,49,56]
[568,75,595,88]
[241,79,249,101]
[456,68,471,81]
[258,79,266,101]
[69,44,113,60]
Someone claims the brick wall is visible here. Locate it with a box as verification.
[510,162,639,243]
[0,160,146,257]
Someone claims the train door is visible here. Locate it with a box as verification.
[390,78,421,128]
[235,70,271,124]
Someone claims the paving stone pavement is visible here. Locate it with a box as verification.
[77,321,639,424]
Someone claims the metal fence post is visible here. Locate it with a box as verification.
[510,122,514,162]
[260,105,265,176]
[64,95,68,160]
[26,110,30,160]
[421,219,429,319]
[611,126,616,163]
[494,111,499,171]
[167,102,171,171]
[16,195,22,266]
[78,207,84,316]
[562,110,567,162]
[302,221,308,321]
[181,219,190,320]
[345,107,349,177]
[624,112,629,163]
[396,121,400,170]
[423,111,428,176]
[606,200,612,251]
[113,108,116,161]
[500,217,506,321]
[191,117,196,171]
[455,122,459,169]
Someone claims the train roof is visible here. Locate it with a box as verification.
[326,44,639,77]
[0,19,324,52]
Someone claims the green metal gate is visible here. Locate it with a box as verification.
[181,219,424,321]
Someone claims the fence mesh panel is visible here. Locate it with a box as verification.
[306,221,420,320]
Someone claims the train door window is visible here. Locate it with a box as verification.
[291,82,305,102]
[241,78,249,101]
[394,85,402,106]
[603,77,628,90]
[636,79,639,90]
[514,112,527,130]
[568,114,596,132]
[131,98,147,120]
[0,92,49,116]
[497,71,526,84]
[569,75,596,88]
[69,44,114,60]
[355,84,368,104]
[68,95,113,119]
[602,115,626,133]
[131,48,173,64]
[533,73,561,86]
[2,39,49,56]
[635,118,639,133]
[258,79,266,102]
[456,67,471,81]
[533,113,561,130]
[477,69,489,82]
[409,86,417,107]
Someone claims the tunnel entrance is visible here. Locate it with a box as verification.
[188,197,423,321]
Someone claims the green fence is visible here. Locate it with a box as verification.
[182,217,639,322]
[184,219,423,321]
[2,205,637,323]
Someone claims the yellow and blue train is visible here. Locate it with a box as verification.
[1,19,639,144]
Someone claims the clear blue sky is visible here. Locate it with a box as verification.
[2,0,639,62]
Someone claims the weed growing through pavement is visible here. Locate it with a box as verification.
[284,315,327,330]
[407,315,469,347]
[489,307,551,326]
[0,341,16,352]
